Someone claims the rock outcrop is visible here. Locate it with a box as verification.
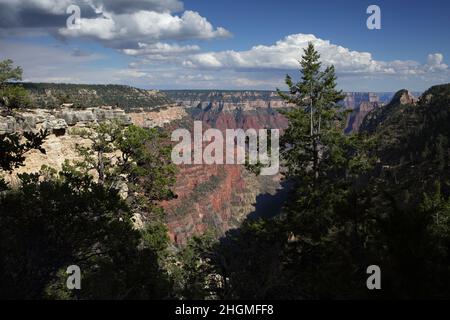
[129,106,187,128]
[165,90,292,110]
[390,89,417,106]
[345,101,380,133]
[0,116,16,134]
[360,90,418,134]
[0,106,132,135]
[165,90,401,134]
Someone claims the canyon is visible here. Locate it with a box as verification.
[1,86,419,246]
[161,102,288,245]
[164,90,421,133]
[0,101,287,246]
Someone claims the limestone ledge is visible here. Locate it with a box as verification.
[0,106,133,135]
[1,105,186,180]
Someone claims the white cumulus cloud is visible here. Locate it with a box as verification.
[0,0,231,47]
[183,33,449,78]
[58,9,231,46]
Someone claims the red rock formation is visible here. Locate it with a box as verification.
[161,108,288,246]
[346,101,380,133]
[161,163,247,245]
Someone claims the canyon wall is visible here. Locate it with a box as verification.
[1,103,287,246]
[161,103,289,245]
[4,89,418,246]
[0,105,183,177]
[164,90,408,133]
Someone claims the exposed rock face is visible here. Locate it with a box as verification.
[162,164,246,245]
[343,93,383,133]
[61,109,96,125]
[2,88,427,247]
[43,118,69,132]
[92,107,132,124]
[3,100,289,245]
[390,89,417,106]
[129,106,187,128]
[360,90,418,134]
[160,104,289,246]
[0,116,16,134]
[165,90,398,134]
[165,90,291,110]
[345,101,381,133]
[7,133,91,183]
[0,106,132,135]
[342,92,381,110]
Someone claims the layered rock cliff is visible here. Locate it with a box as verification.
[164,90,291,110]
[160,103,289,245]
[0,105,183,180]
[1,102,287,246]
[0,106,132,135]
[166,90,393,133]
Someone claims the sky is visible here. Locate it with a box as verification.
[0,0,449,91]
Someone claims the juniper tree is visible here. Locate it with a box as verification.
[0,59,30,111]
[0,60,47,189]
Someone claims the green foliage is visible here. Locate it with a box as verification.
[179,46,450,299]
[69,121,122,185]
[19,83,172,110]
[0,120,175,300]
[0,59,30,111]
[277,43,346,182]
[0,170,171,299]
[172,231,220,300]
[68,123,176,223]
[0,130,48,172]
[0,61,176,300]
[116,125,177,207]
[0,59,22,84]
[141,223,171,258]
[0,85,31,110]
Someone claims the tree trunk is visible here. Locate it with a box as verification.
[98,150,105,185]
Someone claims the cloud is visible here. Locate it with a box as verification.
[88,0,184,14]
[0,0,231,47]
[0,39,105,83]
[122,42,200,63]
[122,42,200,56]
[0,0,182,17]
[70,48,92,57]
[0,38,215,88]
[426,53,448,72]
[59,10,231,46]
[183,33,449,78]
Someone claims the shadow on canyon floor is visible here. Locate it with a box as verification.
[247,179,294,221]
[218,179,293,243]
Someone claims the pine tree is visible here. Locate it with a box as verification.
[277,42,345,184]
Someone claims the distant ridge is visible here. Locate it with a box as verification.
[14,82,173,111]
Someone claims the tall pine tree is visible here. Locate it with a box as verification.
[278,42,345,185]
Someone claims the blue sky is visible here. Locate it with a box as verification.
[0,0,449,91]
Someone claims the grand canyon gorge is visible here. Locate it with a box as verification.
[1,0,450,304]
[2,86,421,246]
